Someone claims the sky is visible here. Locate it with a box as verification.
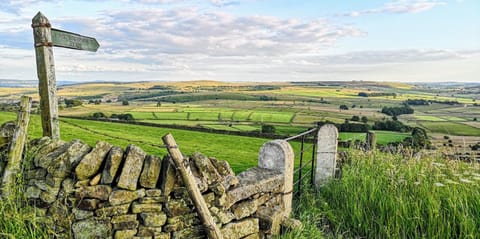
[0,0,479,83]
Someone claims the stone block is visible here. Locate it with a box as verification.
[101,146,124,184]
[109,189,145,206]
[221,218,259,239]
[75,141,112,180]
[158,156,177,196]
[165,198,192,217]
[139,212,167,227]
[75,185,112,201]
[145,189,162,197]
[210,207,235,225]
[117,145,146,190]
[255,206,284,236]
[171,225,205,239]
[191,152,221,185]
[75,198,100,211]
[89,173,102,186]
[131,202,162,213]
[114,229,137,239]
[95,204,130,217]
[232,194,270,220]
[164,213,200,232]
[137,225,163,237]
[139,155,161,188]
[72,208,94,220]
[72,219,112,239]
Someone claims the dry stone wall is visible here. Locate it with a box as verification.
[11,136,294,239]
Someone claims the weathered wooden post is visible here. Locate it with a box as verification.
[1,96,32,197]
[366,131,376,151]
[32,12,59,140]
[315,124,338,187]
[258,140,294,216]
[162,133,223,239]
[31,12,99,141]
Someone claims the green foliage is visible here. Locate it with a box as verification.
[372,119,411,132]
[261,124,276,134]
[339,105,349,110]
[381,105,414,116]
[91,112,106,118]
[402,127,431,149]
[110,113,134,121]
[122,100,129,106]
[64,98,82,108]
[351,115,360,121]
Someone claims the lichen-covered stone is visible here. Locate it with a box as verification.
[139,212,167,227]
[40,190,58,204]
[89,173,102,186]
[139,196,166,204]
[25,168,47,180]
[256,206,284,236]
[137,225,163,236]
[159,155,178,197]
[75,185,112,200]
[171,225,205,239]
[164,213,200,232]
[131,202,162,213]
[48,201,73,230]
[26,186,42,198]
[113,220,139,230]
[34,140,66,168]
[210,206,235,225]
[191,152,221,185]
[101,146,124,184]
[139,155,161,188]
[49,140,92,178]
[109,189,145,206]
[232,194,270,220]
[72,219,112,239]
[117,145,146,190]
[75,198,100,211]
[62,178,75,194]
[114,229,137,239]
[95,203,130,217]
[225,168,283,208]
[221,218,259,239]
[145,189,162,197]
[165,198,192,217]
[75,141,112,180]
[72,208,94,220]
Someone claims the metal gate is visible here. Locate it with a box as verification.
[285,127,318,199]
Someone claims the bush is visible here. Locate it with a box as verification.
[339,105,349,110]
[92,112,106,118]
[351,116,360,122]
[64,98,83,108]
[261,124,276,134]
[122,100,129,106]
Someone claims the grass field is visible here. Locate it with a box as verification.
[420,121,480,137]
[339,131,410,145]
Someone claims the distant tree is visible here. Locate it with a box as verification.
[94,100,101,105]
[351,104,356,109]
[64,98,83,108]
[156,100,162,107]
[392,116,398,121]
[92,112,106,118]
[261,124,276,134]
[106,99,112,103]
[122,100,129,106]
[339,105,349,110]
[361,116,368,124]
[351,115,360,122]
[443,135,450,140]
[474,117,477,121]
[403,127,430,149]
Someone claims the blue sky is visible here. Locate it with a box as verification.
[0,0,479,82]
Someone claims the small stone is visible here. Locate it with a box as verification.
[145,189,162,197]
[171,225,204,239]
[72,219,112,239]
[96,204,130,217]
[45,174,63,188]
[164,213,200,232]
[221,218,259,239]
[75,141,112,180]
[114,229,137,239]
[112,214,137,224]
[113,220,139,230]
[137,226,163,237]
[26,186,42,198]
[256,206,284,235]
[139,212,167,227]
[131,202,162,213]
[109,189,145,206]
[75,185,112,200]
[34,140,66,168]
[24,168,47,180]
[89,173,102,186]
[138,196,166,204]
[203,192,215,206]
[165,199,192,217]
[210,207,235,225]
[40,190,58,204]
[75,198,100,211]
[231,194,270,220]
[101,146,124,184]
[72,208,94,220]
[139,155,161,188]
[191,152,221,185]
[62,178,75,194]
[75,180,90,188]
[117,145,146,190]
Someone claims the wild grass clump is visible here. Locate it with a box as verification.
[0,150,53,238]
[316,150,480,238]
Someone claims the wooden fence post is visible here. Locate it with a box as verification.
[315,124,338,187]
[32,12,60,141]
[1,96,32,197]
[162,133,223,239]
[258,139,294,216]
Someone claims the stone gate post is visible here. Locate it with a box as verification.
[315,124,338,188]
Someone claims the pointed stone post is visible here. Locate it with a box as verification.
[258,140,294,216]
[366,131,376,151]
[315,124,338,187]
[32,12,60,141]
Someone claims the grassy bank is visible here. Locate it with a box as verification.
[284,150,480,238]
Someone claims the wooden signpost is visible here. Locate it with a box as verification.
[32,12,99,141]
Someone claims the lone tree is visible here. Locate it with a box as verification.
[122,100,129,106]
[261,124,276,134]
[339,104,349,110]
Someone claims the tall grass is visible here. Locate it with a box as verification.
[0,149,53,238]
[286,150,480,238]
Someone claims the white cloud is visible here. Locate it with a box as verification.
[342,0,446,17]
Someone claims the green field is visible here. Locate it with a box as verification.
[420,121,480,136]
[339,131,410,145]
